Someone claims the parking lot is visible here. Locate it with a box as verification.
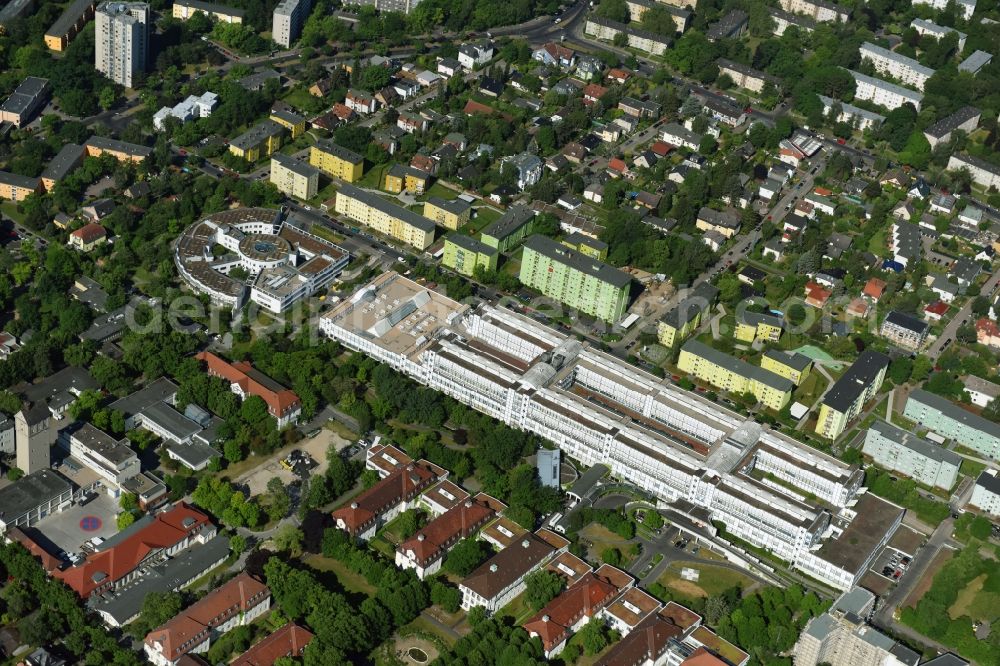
[34,492,120,558]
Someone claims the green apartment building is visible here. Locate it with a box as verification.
[481,205,535,253]
[519,234,631,322]
[443,234,498,276]
[903,389,1000,461]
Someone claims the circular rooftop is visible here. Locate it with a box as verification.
[238,233,291,262]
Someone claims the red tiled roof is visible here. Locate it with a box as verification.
[608,158,628,173]
[924,301,949,316]
[332,462,441,535]
[682,647,730,665]
[863,278,886,300]
[804,281,831,306]
[607,68,631,81]
[583,84,609,100]
[196,351,300,418]
[146,573,270,662]
[976,317,1000,337]
[594,614,685,666]
[397,494,501,567]
[659,601,701,630]
[331,103,355,121]
[541,42,574,60]
[651,141,673,156]
[410,155,436,173]
[55,503,212,597]
[523,571,619,652]
[231,623,313,666]
[813,186,833,196]
[463,100,495,116]
[70,223,107,243]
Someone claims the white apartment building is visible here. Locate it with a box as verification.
[153,92,217,131]
[95,2,149,88]
[970,470,1000,516]
[913,0,975,20]
[457,42,493,69]
[320,272,893,591]
[60,422,140,493]
[661,122,702,150]
[272,0,312,48]
[862,420,961,490]
[817,95,885,130]
[848,69,923,111]
[947,153,1000,190]
[778,0,849,22]
[859,42,935,91]
[910,18,966,51]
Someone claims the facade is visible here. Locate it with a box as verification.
[424,197,472,230]
[480,205,535,252]
[958,50,992,74]
[678,340,794,410]
[862,419,961,490]
[923,106,980,149]
[460,530,568,613]
[0,77,50,127]
[910,18,966,50]
[848,70,923,111]
[270,153,319,200]
[332,461,442,540]
[696,207,740,239]
[45,0,96,51]
[859,42,934,90]
[395,494,502,579]
[56,503,216,597]
[229,120,286,162]
[903,389,1000,460]
[969,470,1000,516]
[817,95,885,131]
[717,59,781,94]
[0,171,42,202]
[879,310,929,351]
[174,207,348,313]
[15,404,56,475]
[0,469,74,533]
[458,42,494,69]
[153,91,218,131]
[706,9,748,40]
[60,422,140,491]
[309,140,364,182]
[69,222,108,252]
[197,351,301,428]
[913,0,975,20]
[352,0,423,12]
[519,234,631,322]
[231,624,313,666]
[502,152,543,190]
[584,17,671,57]
[760,349,813,385]
[272,0,312,47]
[172,0,245,22]
[144,573,270,666]
[85,135,152,163]
[383,163,429,194]
[735,310,783,343]
[334,184,436,249]
[661,122,702,150]
[95,2,149,88]
[777,0,848,20]
[947,153,1000,190]
[443,234,498,276]
[657,283,718,348]
[320,273,885,589]
[815,351,889,440]
[963,375,1000,408]
[269,108,306,139]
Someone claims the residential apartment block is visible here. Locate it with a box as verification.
[480,205,535,252]
[424,197,472,230]
[815,350,889,440]
[0,171,41,202]
[172,0,244,23]
[817,95,885,131]
[903,389,1000,460]
[585,17,671,57]
[848,70,923,111]
[923,106,980,148]
[678,340,794,410]
[947,153,1000,190]
[270,153,319,200]
[717,58,781,93]
[443,234,498,276]
[859,42,934,90]
[383,163,429,194]
[912,0,975,20]
[272,0,312,47]
[862,419,961,490]
[269,107,306,138]
[656,283,718,348]
[229,120,285,162]
[334,184,436,249]
[144,572,270,666]
[879,310,929,351]
[621,0,690,31]
[85,135,152,163]
[768,7,815,34]
[519,234,631,322]
[320,272,892,591]
[0,76,49,127]
[735,310,783,343]
[95,2,149,88]
[910,18,966,50]
[761,349,813,385]
[309,140,364,182]
[45,0,96,50]
[970,470,1000,516]
[778,0,849,21]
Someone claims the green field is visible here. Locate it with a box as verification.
[656,561,754,599]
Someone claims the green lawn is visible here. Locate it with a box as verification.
[656,561,754,599]
[1,202,25,223]
[463,205,503,235]
[793,371,827,407]
[418,181,460,202]
[358,163,390,189]
[303,553,377,596]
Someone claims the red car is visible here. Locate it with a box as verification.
[836,137,846,145]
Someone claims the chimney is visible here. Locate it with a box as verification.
[490,563,498,573]
[350,502,358,509]
[522,539,530,548]
[542,614,550,622]
[417,534,425,541]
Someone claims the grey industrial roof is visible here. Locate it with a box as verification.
[481,205,535,241]
[141,401,202,442]
[314,139,363,164]
[568,463,609,500]
[832,586,875,615]
[66,422,136,465]
[90,535,230,625]
[821,350,890,413]
[271,152,319,178]
[681,339,794,393]
[523,234,631,289]
[763,349,812,372]
[975,470,1000,495]
[536,449,561,487]
[41,143,85,182]
[337,184,435,233]
[815,492,902,572]
[0,469,73,522]
[958,50,992,73]
[847,70,924,104]
[109,378,179,419]
[908,389,1000,439]
[860,42,935,78]
[166,439,221,468]
[883,310,929,335]
[706,9,748,39]
[446,233,497,256]
[868,419,962,466]
[924,106,980,139]
[46,0,96,38]
[17,366,98,405]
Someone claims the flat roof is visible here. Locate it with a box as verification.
[523,234,631,289]
[46,0,96,38]
[337,184,436,233]
[0,469,73,522]
[67,422,136,466]
[142,401,202,441]
[815,492,903,573]
[110,378,179,418]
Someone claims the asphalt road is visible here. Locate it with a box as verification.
[926,263,1000,359]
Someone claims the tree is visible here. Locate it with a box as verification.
[579,619,609,655]
[119,493,139,513]
[117,512,136,530]
[467,605,487,627]
[397,509,420,539]
[141,591,184,630]
[443,537,492,576]
[272,524,304,555]
[265,477,291,522]
[230,534,248,554]
[888,357,913,384]
[602,547,622,566]
[7,467,24,482]
[595,0,628,22]
[430,581,462,613]
[524,570,563,611]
